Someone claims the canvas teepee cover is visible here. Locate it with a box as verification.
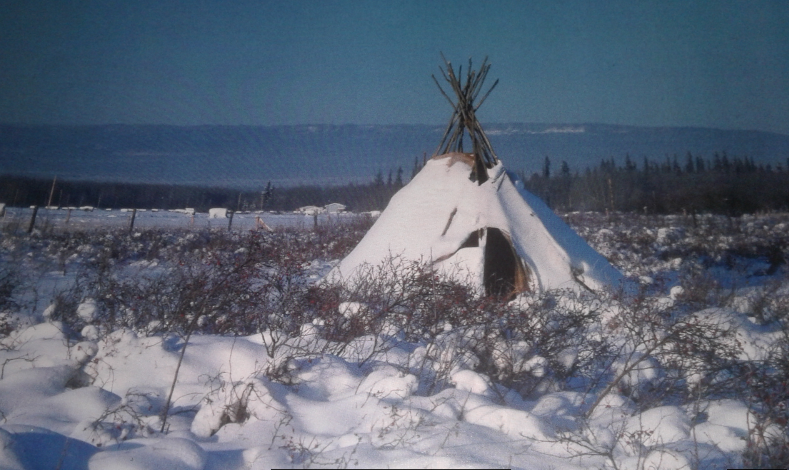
[333,58,623,296]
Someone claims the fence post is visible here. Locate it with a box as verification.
[27,206,38,233]
[228,192,241,232]
[129,208,137,233]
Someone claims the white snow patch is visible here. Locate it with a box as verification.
[77,298,100,322]
[88,437,206,470]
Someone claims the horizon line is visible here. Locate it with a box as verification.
[1,121,787,137]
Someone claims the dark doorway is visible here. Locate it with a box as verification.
[460,230,480,248]
[483,228,529,298]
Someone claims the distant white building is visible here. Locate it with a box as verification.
[297,206,324,216]
[169,208,196,215]
[208,208,228,219]
[324,203,346,214]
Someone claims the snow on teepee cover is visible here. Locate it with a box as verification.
[332,57,624,296]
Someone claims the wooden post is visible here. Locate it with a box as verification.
[228,193,241,231]
[47,177,57,208]
[27,206,38,233]
[129,208,137,233]
[65,208,72,225]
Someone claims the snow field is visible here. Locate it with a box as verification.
[0,212,788,469]
[1,298,780,469]
[0,321,576,468]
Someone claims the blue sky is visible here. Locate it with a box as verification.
[1,0,788,134]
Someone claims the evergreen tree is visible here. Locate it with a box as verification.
[543,156,551,178]
[695,156,705,173]
[685,152,695,173]
[560,160,571,177]
[721,153,731,173]
[625,154,636,172]
[412,157,420,179]
[261,181,273,209]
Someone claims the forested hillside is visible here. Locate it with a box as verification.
[524,153,789,215]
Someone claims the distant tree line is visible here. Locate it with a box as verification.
[3,153,788,215]
[265,167,405,212]
[0,176,251,212]
[0,166,408,213]
[524,153,789,215]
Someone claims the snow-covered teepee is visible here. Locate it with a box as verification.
[332,57,624,297]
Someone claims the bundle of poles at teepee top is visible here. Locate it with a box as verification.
[433,54,500,184]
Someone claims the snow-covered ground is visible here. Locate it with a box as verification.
[1,211,788,469]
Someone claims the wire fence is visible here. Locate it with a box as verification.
[0,206,367,233]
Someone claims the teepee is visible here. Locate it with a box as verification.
[332,57,623,297]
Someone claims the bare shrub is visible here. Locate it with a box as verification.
[741,285,789,468]
[3,212,788,467]
[0,265,19,315]
[81,390,156,446]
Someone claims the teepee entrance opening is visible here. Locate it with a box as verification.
[482,228,530,298]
